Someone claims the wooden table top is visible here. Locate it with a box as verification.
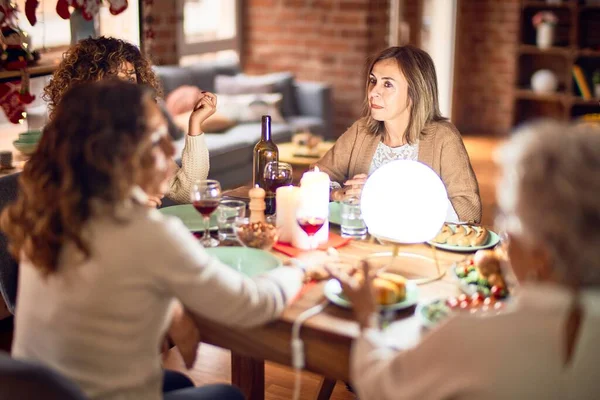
[192,233,467,382]
[278,141,334,167]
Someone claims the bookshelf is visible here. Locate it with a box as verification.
[513,0,600,126]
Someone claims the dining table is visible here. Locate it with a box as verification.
[189,224,472,400]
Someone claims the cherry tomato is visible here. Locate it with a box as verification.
[491,285,506,299]
[471,299,482,308]
[462,266,469,276]
[446,297,459,308]
[458,294,469,303]
[483,297,494,306]
[467,259,474,266]
[459,300,470,309]
[471,293,484,302]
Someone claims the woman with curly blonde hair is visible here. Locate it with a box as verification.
[43,36,213,207]
[2,80,303,400]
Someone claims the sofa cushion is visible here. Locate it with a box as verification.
[215,72,298,117]
[218,93,285,123]
[165,85,202,116]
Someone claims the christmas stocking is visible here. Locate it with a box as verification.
[0,81,26,124]
[19,69,35,104]
[107,0,128,15]
[56,0,70,19]
[25,0,39,26]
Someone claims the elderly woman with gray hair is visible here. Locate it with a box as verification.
[332,121,600,399]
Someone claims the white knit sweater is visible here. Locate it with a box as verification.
[167,134,210,204]
[12,205,303,400]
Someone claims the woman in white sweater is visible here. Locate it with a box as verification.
[2,80,304,400]
[333,121,600,399]
[43,36,209,207]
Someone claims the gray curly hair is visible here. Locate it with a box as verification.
[496,120,600,287]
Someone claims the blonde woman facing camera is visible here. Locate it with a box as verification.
[316,46,481,223]
[332,121,600,399]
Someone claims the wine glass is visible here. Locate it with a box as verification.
[263,161,293,214]
[191,179,222,248]
[296,198,328,250]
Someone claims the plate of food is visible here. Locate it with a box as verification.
[419,293,508,329]
[428,223,500,252]
[324,272,419,311]
[451,250,510,299]
[418,299,452,329]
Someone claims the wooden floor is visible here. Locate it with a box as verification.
[0,135,503,399]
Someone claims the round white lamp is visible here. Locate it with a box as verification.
[360,160,449,283]
[361,160,448,243]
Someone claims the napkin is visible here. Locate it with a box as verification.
[273,232,351,257]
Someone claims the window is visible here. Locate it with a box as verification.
[177,0,241,62]
[16,0,71,49]
[14,0,140,51]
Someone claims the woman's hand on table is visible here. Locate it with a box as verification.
[331,174,368,202]
[327,261,378,330]
[188,91,217,136]
[289,249,354,282]
[146,194,164,208]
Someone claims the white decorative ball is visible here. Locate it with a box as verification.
[531,69,558,93]
[360,160,448,244]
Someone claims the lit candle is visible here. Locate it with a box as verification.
[293,167,330,248]
[275,185,300,243]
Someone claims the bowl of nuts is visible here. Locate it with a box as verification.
[235,216,279,250]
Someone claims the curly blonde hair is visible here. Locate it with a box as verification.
[1,80,159,275]
[43,36,162,119]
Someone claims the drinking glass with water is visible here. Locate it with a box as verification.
[340,197,367,239]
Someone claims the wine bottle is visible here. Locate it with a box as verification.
[253,115,279,214]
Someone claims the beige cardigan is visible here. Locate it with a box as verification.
[315,119,482,223]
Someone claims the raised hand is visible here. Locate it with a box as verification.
[188,91,217,136]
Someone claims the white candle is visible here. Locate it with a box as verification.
[276,185,300,243]
[293,167,330,248]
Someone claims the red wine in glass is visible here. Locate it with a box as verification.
[264,176,293,215]
[264,176,292,193]
[193,200,220,217]
[297,217,326,236]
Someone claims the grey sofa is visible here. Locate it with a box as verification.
[154,59,333,190]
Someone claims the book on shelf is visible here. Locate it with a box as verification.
[572,65,592,100]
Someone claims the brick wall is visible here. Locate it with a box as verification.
[144,0,520,136]
[452,0,520,135]
[243,0,390,134]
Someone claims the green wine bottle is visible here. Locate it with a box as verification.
[253,115,279,214]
